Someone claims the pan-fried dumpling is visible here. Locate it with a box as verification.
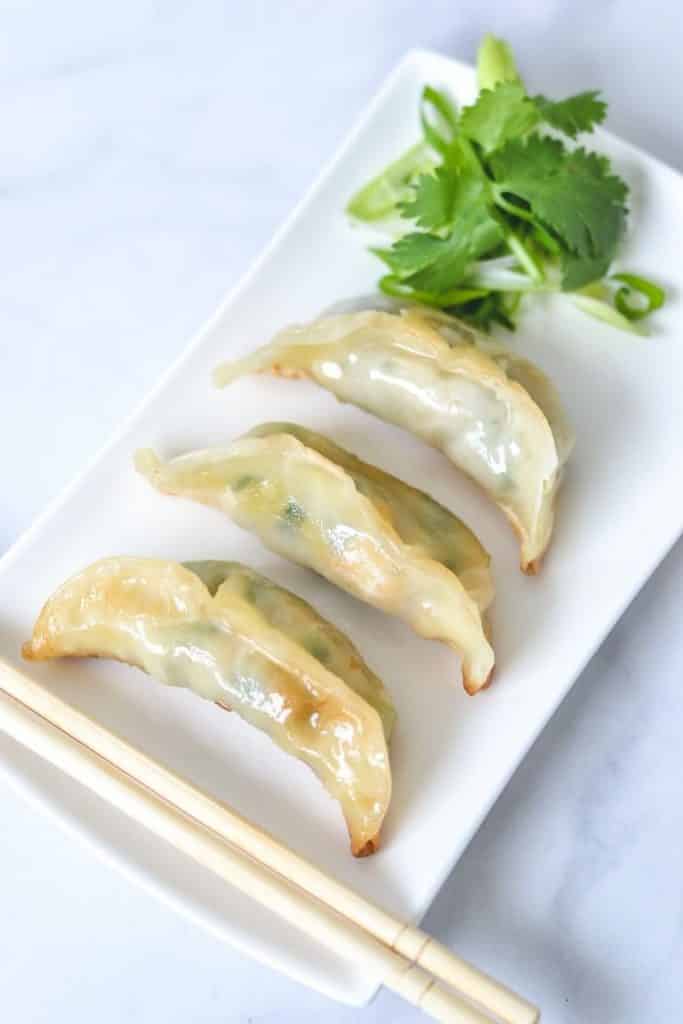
[187,559,395,737]
[213,308,574,572]
[23,557,392,856]
[135,424,495,693]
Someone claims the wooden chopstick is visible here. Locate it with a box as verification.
[0,658,539,1024]
[0,677,484,1024]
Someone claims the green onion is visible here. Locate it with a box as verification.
[477,34,522,91]
[570,294,641,334]
[419,86,459,157]
[346,142,434,222]
[505,232,544,282]
[612,273,666,321]
[379,274,488,307]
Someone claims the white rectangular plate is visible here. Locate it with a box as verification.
[1,51,682,1008]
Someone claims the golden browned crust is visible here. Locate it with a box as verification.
[22,643,132,666]
[353,833,381,857]
[271,364,307,380]
[463,665,494,696]
[463,612,494,695]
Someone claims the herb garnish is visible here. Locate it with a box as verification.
[347,34,664,333]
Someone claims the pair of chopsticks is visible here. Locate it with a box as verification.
[0,658,538,1023]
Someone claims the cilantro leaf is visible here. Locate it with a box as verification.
[560,251,612,291]
[375,227,479,294]
[557,148,627,259]
[461,82,540,153]
[490,134,566,181]
[408,208,502,292]
[533,90,607,138]
[373,232,451,279]
[490,137,628,285]
[377,174,503,293]
[399,168,458,230]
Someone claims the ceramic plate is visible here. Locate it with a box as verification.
[1,51,682,1007]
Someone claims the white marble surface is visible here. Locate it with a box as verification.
[1,2,682,1020]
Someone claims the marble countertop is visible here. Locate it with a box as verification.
[1,2,682,1021]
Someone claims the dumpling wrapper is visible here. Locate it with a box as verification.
[23,557,392,856]
[188,558,395,737]
[135,423,495,693]
[213,308,574,572]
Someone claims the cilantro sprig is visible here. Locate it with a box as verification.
[346,34,664,333]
